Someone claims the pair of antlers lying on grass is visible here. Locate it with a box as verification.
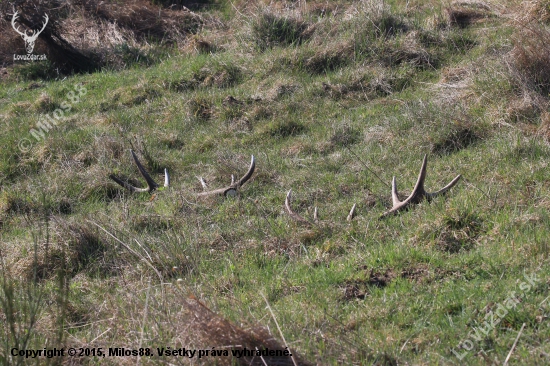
[109,150,256,197]
[284,154,462,221]
[110,151,461,217]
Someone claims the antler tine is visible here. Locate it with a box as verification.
[391,177,400,206]
[130,149,159,192]
[164,168,170,188]
[284,189,312,225]
[198,176,208,190]
[27,14,48,41]
[108,174,150,193]
[381,154,461,218]
[236,155,256,187]
[347,203,357,221]
[197,155,255,197]
[425,174,462,199]
[11,12,26,37]
[313,206,318,223]
[110,150,169,193]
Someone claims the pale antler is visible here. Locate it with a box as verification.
[28,14,49,43]
[197,155,255,197]
[347,203,357,221]
[380,154,461,218]
[11,12,26,38]
[109,150,169,193]
[284,189,315,226]
[11,12,48,53]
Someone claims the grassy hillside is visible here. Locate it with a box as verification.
[1,0,549,365]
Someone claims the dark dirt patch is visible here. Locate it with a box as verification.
[342,268,396,301]
[400,264,431,282]
[445,5,492,28]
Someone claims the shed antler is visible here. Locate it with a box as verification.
[284,189,315,225]
[197,155,255,197]
[381,154,461,218]
[110,151,255,197]
[109,150,169,193]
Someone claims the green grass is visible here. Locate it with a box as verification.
[1,0,549,365]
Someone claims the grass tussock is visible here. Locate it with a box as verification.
[445,3,493,28]
[507,24,550,96]
[251,12,310,50]
[176,295,312,365]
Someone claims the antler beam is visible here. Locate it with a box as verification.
[284,189,315,225]
[110,151,255,197]
[109,150,169,193]
[197,155,255,197]
[380,154,461,218]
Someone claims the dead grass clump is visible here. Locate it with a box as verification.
[10,220,108,281]
[507,25,550,96]
[388,46,435,69]
[302,43,352,74]
[54,220,109,275]
[131,214,171,232]
[505,95,541,123]
[178,295,312,365]
[83,0,203,43]
[183,35,217,54]
[353,0,408,40]
[306,2,340,18]
[173,63,242,91]
[268,82,300,100]
[445,5,490,28]
[252,13,310,50]
[33,93,57,113]
[520,0,550,24]
[538,111,550,142]
[329,124,361,148]
[189,96,213,121]
[248,105,272,121]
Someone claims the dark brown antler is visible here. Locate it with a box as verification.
[197,155,255,197]
[110,152,254,197]
[380,154,461,218]
[109,150,169,193]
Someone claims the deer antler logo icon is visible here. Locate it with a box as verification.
[11,11,49,54]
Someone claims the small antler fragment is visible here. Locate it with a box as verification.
[380,155,461,218]
[347,203,357,221]
[284,189,314,226]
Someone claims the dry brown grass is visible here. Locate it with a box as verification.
[520,0,550,23]
[507,23,550,96]
[174,294,312,365]
[81,0,203,43]
[0,0,206,72]
[538,111,550,142]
